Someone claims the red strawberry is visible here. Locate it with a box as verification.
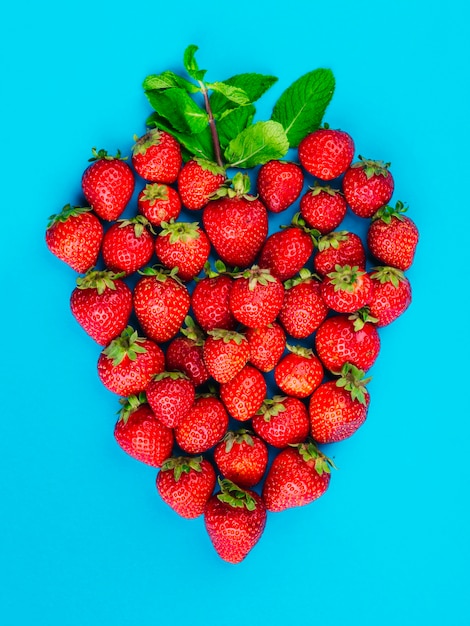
[314,230,366,277]
[133,266,191,343]
[220,365,267,421]
[308,363,371,443]
[214,430,268,488]
[367,201,419,270]
[203,173,268,267]
[132,129,182,183]
[146,371,195,429]
[97,326,165,396]
[138,183,182,226]
[342,156,394,218]
[165,330,210,388]
[155,219,211,282]
[320,264,373,313]
[252,396,310,448]
[278,269,329,339]
[256,159,304,213]
[46,205,103,273]
[156,456,216,519]
[229,266,285,328]
[70,269,133,345]
[81,148,135,221]
[246,323,286,372]
[368,266,412,327]
[203,329,250,384]
[191,263,236,332]
[299,184,347,234]
[274,345,324,398]
[114,393,173,467]
[298,128,355,180]
[175,395,229,454]
[262,442,333,512]
[204,478,267,564]
[102,216,155,275]
[177,158,226,210]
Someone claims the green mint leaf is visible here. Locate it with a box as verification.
[216,105,255,151]
[143,70,199,94]
[271,68,335,147]
[207,81,250,106]
[210,73,278,115]
[183,44,206,82]
[224,120,289,168]
[147,113,215,162]
[145,87,208,135]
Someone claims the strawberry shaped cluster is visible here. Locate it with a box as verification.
[45,45,419,565]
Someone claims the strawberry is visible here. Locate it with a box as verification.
[274,345,324,398]
[202,329,250,384]
[245,323,286,372]
[262,442,333,512]
[252,395,310,448]
[81,148,135,221]
[278,269,329,339]
[320,264,373,313]
[46,204,103,273]
[191,263,236,332]
[175,395,229,454]
[133,266,191,343]
[368,266,412,326]
[314,230,366,277]
[165,317,210,387]
[137,183,182,226]
[102,216,155,275]
[213,430,268,488]
[70,269,133,345]
[308,363,371,443]
[146,371,195,429]
[220,365,267,421]
[155,219,211,282]
[256,160,304,213]
[132,129,182,183]
[299,184,347,234]
[367,201,419,271]
[114,393,173,467]
[97,326,165,396]
[156,456,216,519]
[203,173,268,267]
[204,478,267,564]
[298,128,355,180]
[342,156,394,218]
[229,266,285,328]
[177,158,226,210]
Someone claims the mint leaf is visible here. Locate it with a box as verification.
[224,120,289,168]
[183,44,206,82]
[145,87,208,134]
[207,82,250,106]
[271,68,335,147]
[210,73,278,115]
[143,70,199,93]
[216,105,255,150]
[147,113,215,162]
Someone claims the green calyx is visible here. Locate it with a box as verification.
[199,259,235,279]
[336,362,371,406]
[294,441,336,474]
[193,157,226,177]
[47,204,93,228]
[317,230,349,252]
[222,429,255,452]
[370,266,407,288]
[102,326,148,366]
[257,396,287,421]
[209,172,255,200]
[132,129,162,155]
[348,307,379,331]
[138,264,185,286]
[308,182,342,197]
[152,370,189,383]
[216,477,257,511]
[351,155,391,179]
[88,147,127,162]
[234,265,278,291]
[180,316,206,345]
[159,218,201,243]
[76,269,125,295]
[327,264,366,293]
[372,200,408,224]
[118,392,147,424]
[284,268,321,290]
[286,343,315,359]
[117,215,154,237]
[141,183,169,204]
[282,212,320,244]
[161,456,204,481]
[207,328,247,345]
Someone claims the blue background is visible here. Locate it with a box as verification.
[1,1,469,624]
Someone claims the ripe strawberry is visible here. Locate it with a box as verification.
[70,269,133,345]
[133,266,191,343]
[320,264,373,313]
[146,371,195,429]
[46,205,103,273]
[114,393,173,467]
[367,201,419,270]
[156,456,216,519]
[342,156,394,218]
[132,129,182,183]
[274,345,324,398]
[155,219,211,281]
[262,442,333,512]
[175,395,229,454]
[177,158,226,210]
[220,365,267,421]
[314,230,366,277]
[165,335,210,387]
[97,326,165,396]
[81,148,135,221]
[246,323,286,372]
[252,396,310,448]
[298,128,355,180]
[278,269,329,339]
[102,216,155,275]
[202,329,250,384]
[256,159,304,213]
[191,263,235,332]
[204,478,267,564]
[229,266,285,328]
[308,363,371,443]
[203,173,268,267]
[299,184,347,234]
[368,266,412,326]
[138,183,182,226]
[214,430,268,488]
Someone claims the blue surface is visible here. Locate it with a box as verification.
[1,1,469,624]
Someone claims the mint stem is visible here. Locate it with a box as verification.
[199,82,224,168]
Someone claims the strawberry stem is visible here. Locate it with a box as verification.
[199,81,224,169]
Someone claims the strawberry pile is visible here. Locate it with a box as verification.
[45,46,419,564]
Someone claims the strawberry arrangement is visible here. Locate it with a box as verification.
[46,45,418,564]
